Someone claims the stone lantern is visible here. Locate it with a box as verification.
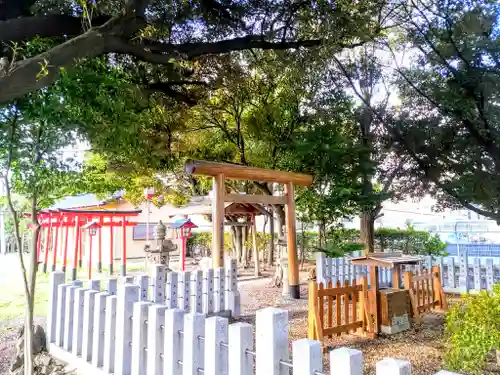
[144,220,178,269]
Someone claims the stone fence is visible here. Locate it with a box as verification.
[46,264,461,375]
[316,251,500,294]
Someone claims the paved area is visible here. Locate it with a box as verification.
[0,253,25,285]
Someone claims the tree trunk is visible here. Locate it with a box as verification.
[272,206,286,287]
[230,226,237,257]
[234,226,243,265]
[24,197,40,375]
[251,217,261,277]
[268,206,275,266]
[276,205,285,238]
[3,174,37,375]
[261,215,268,271]
[241,221,249,268]
[360,212,375,254]
[317,221,326,249]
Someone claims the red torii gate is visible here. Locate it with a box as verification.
[28,208,141,280]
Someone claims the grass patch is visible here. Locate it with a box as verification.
[0,272,50,320]
[0,261,148,320]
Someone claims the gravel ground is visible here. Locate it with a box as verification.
[236,272,448,375]
[0,269,448,375]
[0,317,46,375]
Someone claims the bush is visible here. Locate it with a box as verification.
[373,227,447,256]
[187,226,447,258]
[325,227,447,256]
[186,232,232,257]
[445,285,500,374]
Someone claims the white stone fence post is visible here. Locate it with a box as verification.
[47,268,462,375]
[316,251,500,294]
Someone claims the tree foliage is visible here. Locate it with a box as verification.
[445,285,500,374]
[387,0,500,220]
[0,0,386,104]
[0,72,83,375]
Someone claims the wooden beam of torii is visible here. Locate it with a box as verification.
[184,159,313,299]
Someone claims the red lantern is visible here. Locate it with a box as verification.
[144,187,155,199]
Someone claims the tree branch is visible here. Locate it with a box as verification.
[0,0,35,21]
[0,28,108,104]
[0,15,110,44]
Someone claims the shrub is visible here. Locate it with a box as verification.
[444,285,500,374]
[187,226,447,258]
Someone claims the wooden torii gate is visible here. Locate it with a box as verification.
[184,159,313,299]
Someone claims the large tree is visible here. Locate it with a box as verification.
[387,0,500,220]
[0,89,82,375]
[182,51,376,262]
[330,46,425,253]
[329,0,500,222]
[0,0,386,105]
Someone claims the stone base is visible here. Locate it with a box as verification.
[145,252,170,267]
[206,309,232,319]
[48,344,109,375]
[380,314,411,335]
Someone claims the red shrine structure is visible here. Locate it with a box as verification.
[168,217,197,271]
[29,208,141,280]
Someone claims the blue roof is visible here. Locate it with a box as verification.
[51,191,124,209]
[170,218,194,228]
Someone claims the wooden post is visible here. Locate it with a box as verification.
[369,265,380,334]
[307,281,316,340]
[433,265,448,310]
[404,271,421,324]
[121,218,127,276]
[251,216,260,277]
[109,218,114,275]
[43,219,52,273]
[392,265,401,289]
[62,217,69,273]
[98,217,103,273]
[79,228,83,269]
[285,182,300,299]
[71,216,80,281]
[52,218,59,272]
[360,275,373,336]
[212,173,225,268]
[88,234,93,280]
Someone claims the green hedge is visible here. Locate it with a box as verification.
[445,286,500,374]
[187,227,447,257]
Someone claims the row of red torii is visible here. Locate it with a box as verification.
[31,208,196,281]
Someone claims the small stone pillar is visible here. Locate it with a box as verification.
[144,221,178,270]
[278,235,289,298]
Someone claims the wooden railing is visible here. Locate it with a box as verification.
[308,277,371,349]
[403,265,448,323]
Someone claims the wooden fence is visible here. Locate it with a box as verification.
[308,277,370,347]
[46,271,462,375]
[316,251,500,294]
[403,266,448,323]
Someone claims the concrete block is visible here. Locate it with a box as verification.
[329,347,363,375]
[256,307,288,375]
[228,322,253,375]
[204,316,228,375]
[292,339,322,375]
